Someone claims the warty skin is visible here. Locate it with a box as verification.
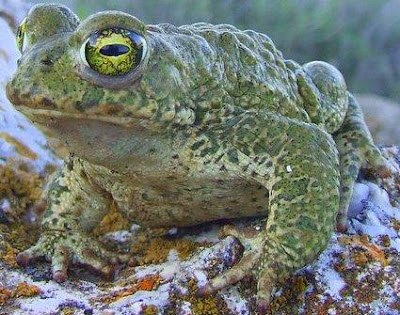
[6,4,394,312]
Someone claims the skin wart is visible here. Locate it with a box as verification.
[6,4,395,313]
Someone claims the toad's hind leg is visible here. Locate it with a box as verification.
[334,93,393,231]
[199,112,341,312]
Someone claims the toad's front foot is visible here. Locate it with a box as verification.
[197,225,276,314]
[17,230,129,282]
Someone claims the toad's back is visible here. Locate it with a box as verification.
[145,22,347,132]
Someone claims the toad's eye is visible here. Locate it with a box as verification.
[16,18,27,53]
[81,28,147,76]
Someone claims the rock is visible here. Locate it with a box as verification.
[0,7,60,225]
[0,0,29,30]
[356,93,400,145]
[0,146,398,314]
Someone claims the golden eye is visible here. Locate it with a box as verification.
[16,18,27,53]
[81,28,147,76]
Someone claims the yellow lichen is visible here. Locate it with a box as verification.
[59,307,75,315]
[269,275,308,314]
[0,131,38,160]
[0,222,38,252]
[144,305,158,315]
[0,162,44,219]
[0,286,11,305]
[173,278,229,315]
[0,244,19,267]
[93,201,129,235]
[137,237,202,265]
[351,250,369,266]
[191,296,221,315]
[379,234,391,247]
[391,218,400,231]
[11,282,41,298]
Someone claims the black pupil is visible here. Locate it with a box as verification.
[100,44,130,56]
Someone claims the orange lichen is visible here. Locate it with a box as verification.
[0,132,38,160]
[361,243,388,266]
[0,282,42,306]
[0,286,11,305]
[338,235,388,266]
[11,282,42,298]
[97,274,163,303]
[136,274,162,291]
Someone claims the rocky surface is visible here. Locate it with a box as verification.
[0,0,29,30]
[0,3,399,314]
[356,93,400,146]
[0,147,399,314]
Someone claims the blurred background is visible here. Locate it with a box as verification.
[30,0,399,104]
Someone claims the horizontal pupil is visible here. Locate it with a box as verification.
[100,44,130,56]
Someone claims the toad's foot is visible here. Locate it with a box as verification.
[198,224,273,313]
[17,230,129,282]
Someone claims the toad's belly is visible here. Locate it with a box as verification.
[109,177,269,228]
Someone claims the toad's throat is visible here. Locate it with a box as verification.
[16,106,181,172]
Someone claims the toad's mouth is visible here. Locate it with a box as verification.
[17,106,151,128]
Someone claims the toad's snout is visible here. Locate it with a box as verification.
[5,76,22,107]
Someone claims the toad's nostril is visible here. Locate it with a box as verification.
[40,57,53,66]
[42,97,57,109]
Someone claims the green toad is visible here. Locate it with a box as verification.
[6,4,394,312]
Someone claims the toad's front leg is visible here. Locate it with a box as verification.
[17,156,128,282]
[198,112,340,313]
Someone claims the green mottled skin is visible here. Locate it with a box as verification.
[6,4,393,311]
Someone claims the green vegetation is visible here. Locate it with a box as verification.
[32,0,399,102]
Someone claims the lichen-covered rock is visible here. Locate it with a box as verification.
[0,8,59,227]
[0,2,59,171]
[0,148,399,314]
[0,4,61,312]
